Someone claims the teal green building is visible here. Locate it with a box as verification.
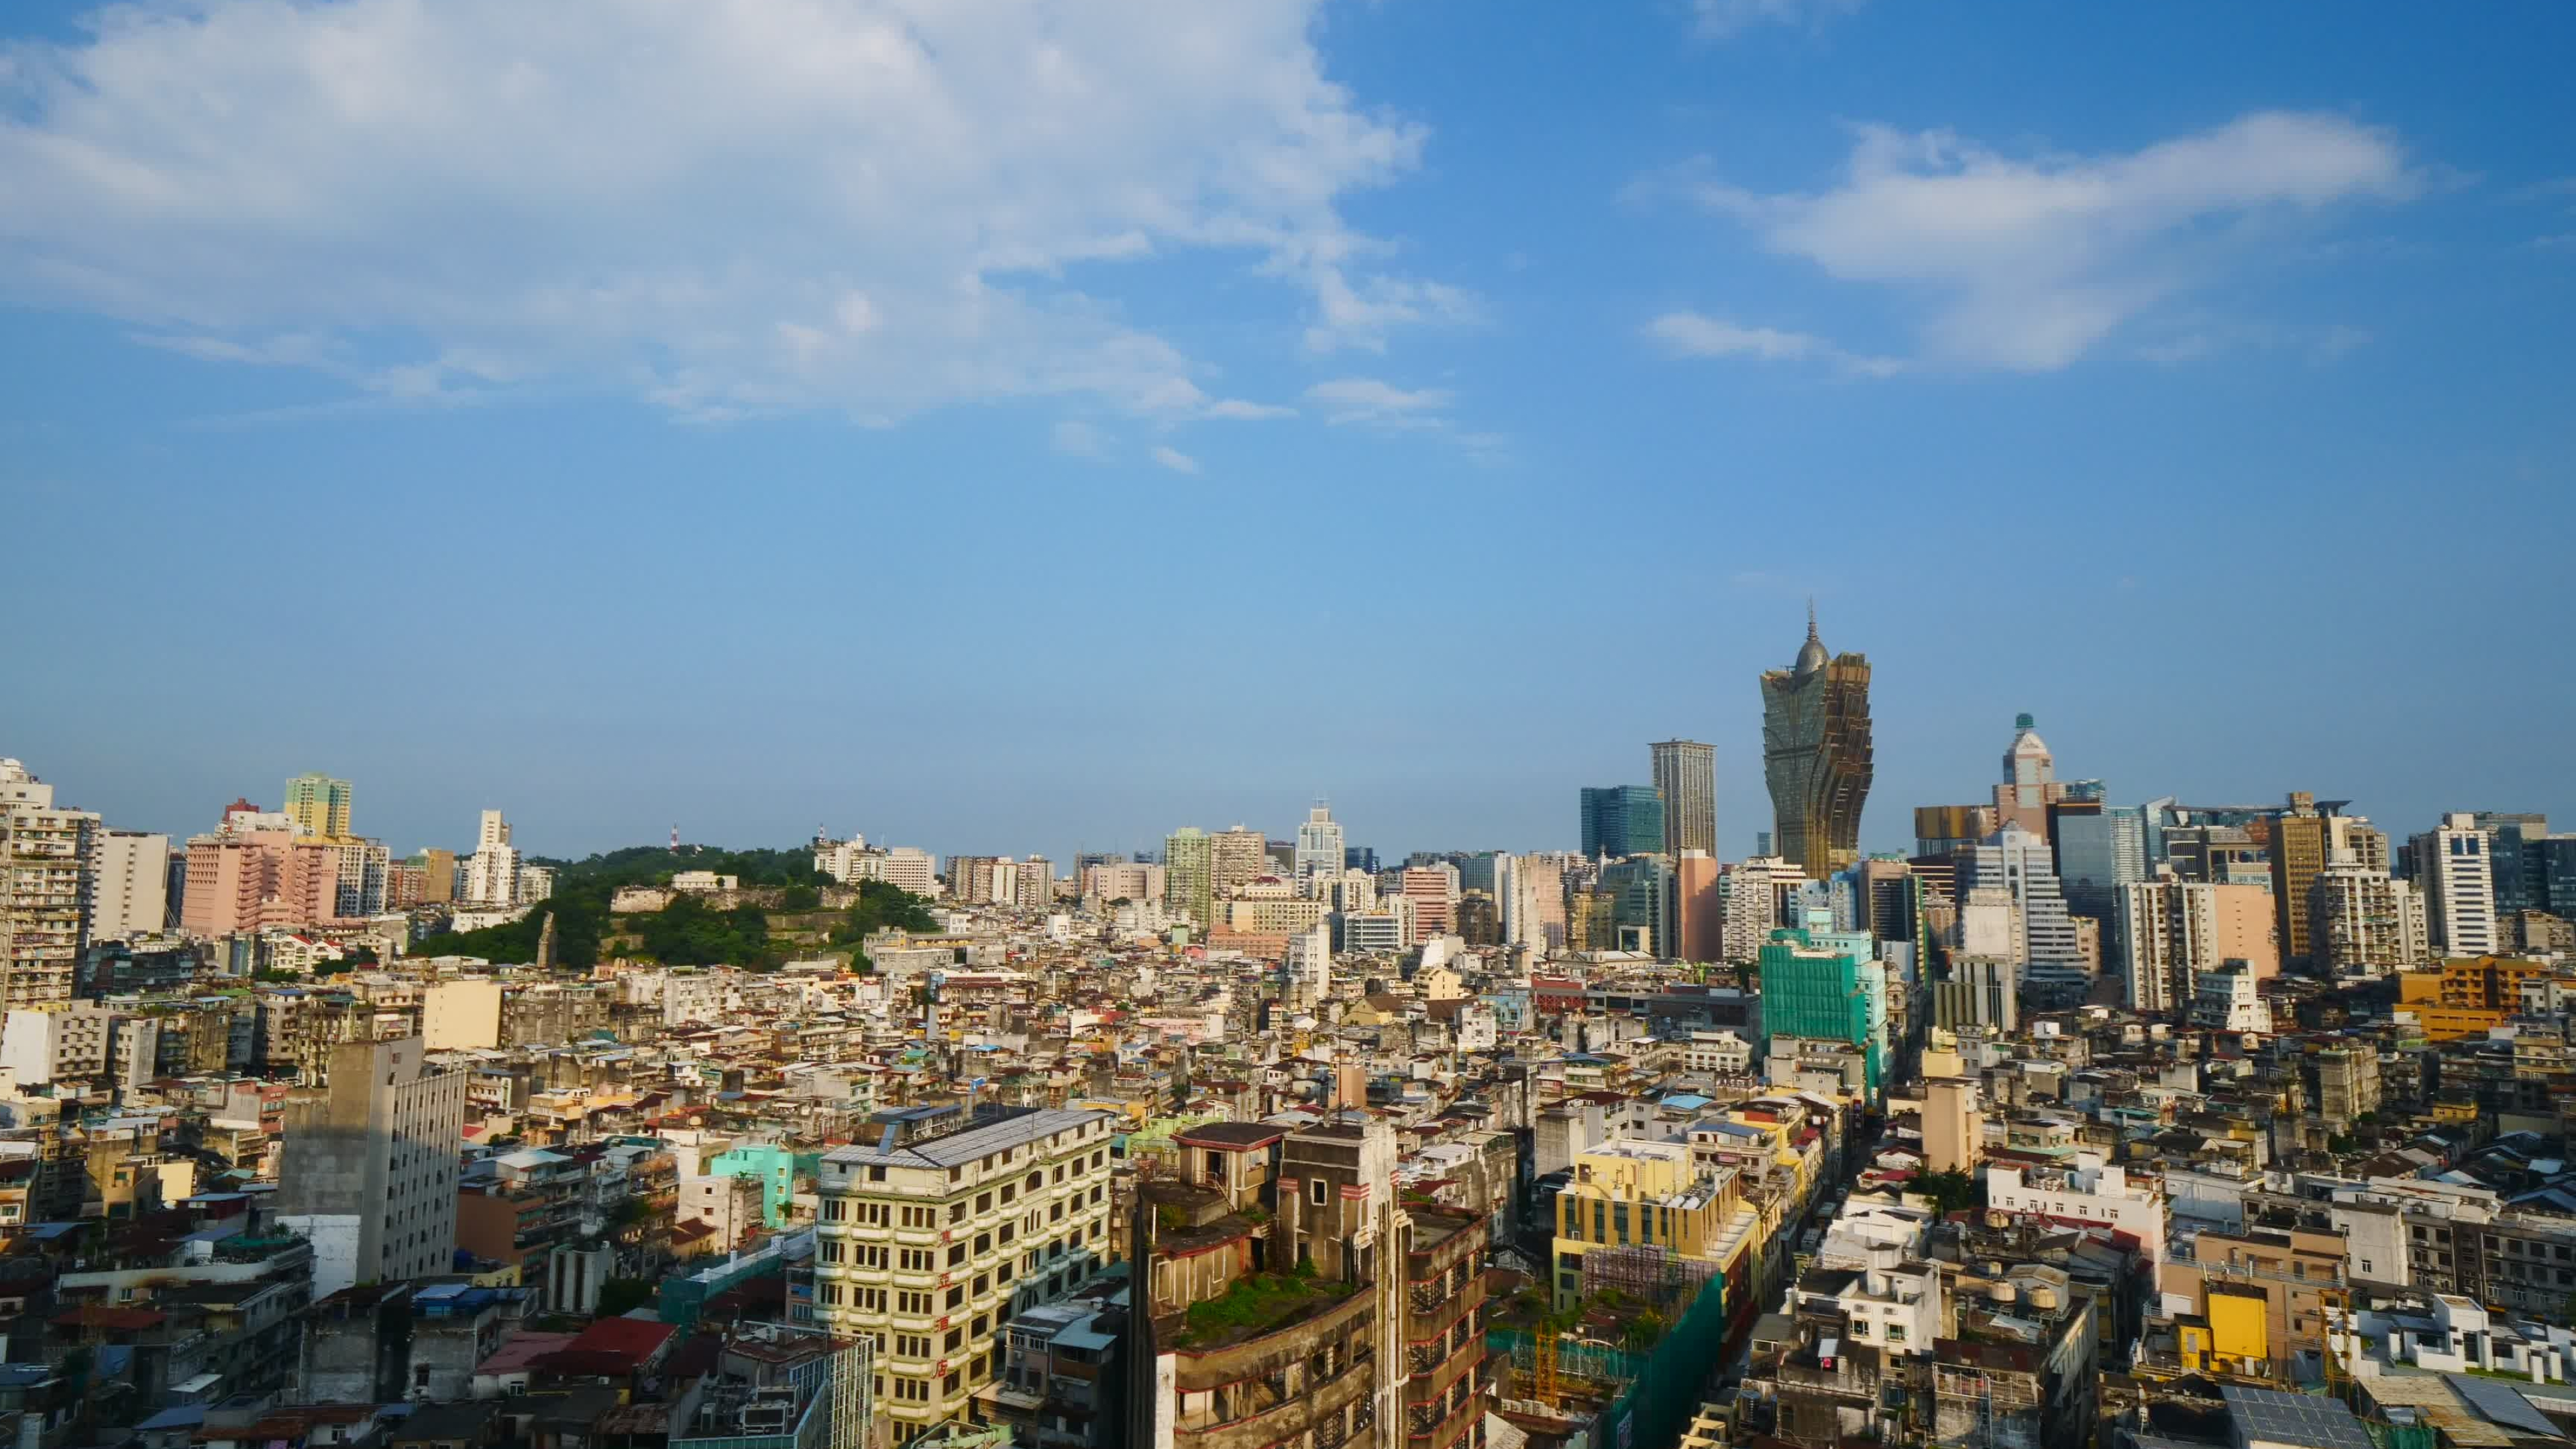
[1756,927,1887,1096]
[706,1144,820,1227]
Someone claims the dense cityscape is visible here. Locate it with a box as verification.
[1,614,2572,1449]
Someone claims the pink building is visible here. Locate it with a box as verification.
[1398,867,1456,945]
[1674,851,1723,963]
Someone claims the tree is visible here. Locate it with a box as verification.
[1912,1169,1980,1216]
[593,1277,661,1318]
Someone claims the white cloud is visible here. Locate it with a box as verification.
[1052,420,1109,458]
[1200,398,1299,421]
[1665,111,2417,370]
[1150,444,1200,474]
[1304,376,1455,425]
[1694,0,1864,40]
[1646,311,1900,376]
[1298,374,1501,458]
[0,0,1452,420]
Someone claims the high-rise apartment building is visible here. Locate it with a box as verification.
[813,1106,1116,1441]
[1163,828,1214,927]
[1293,805,1346,891]
[1760,611,1873,877]
[948,857,1002,904]
[462,808,523,907]
[275,1036,468,1299]
[1651,739,1717,859]
[1507,853,1566,951]
[1719,855,1812,963]
[1396,865,1458,945]
[1758,926,1888,1096]
[1578,786,1664,860]
[0,760,97,1009]
[282,772,353,839]
[2118,872,2279,1015]
[87,830,170,943]
[2268,794,2389,968]
[411,848,458,904]
[1079,861,1165,903]
[2308,854,2424,978]
[1959,826,2084,969]
[1210,826,1268,895]
[1672,850,1723,962]
[2410,814,2501,958]
[1017,855,1053,909]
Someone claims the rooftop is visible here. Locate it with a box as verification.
[823,1106,1111,1169]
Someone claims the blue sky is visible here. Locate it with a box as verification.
[4,1,2572,867]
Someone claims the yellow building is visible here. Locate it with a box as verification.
[2393,959,2556,1040]
[1551,1138,1753,1308]
[2174,1281,2271,1375]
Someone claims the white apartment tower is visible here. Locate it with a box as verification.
[462,808,521,908]
[275,1036,468,1299]
[2308,853,2426,977]
[2410,814,2500,957]
[0,760,99,1008]
[1293,805,1346,893]
[87,830,170,943]
[1961,825,2083,969]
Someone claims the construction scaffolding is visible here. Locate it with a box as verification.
[1581,1244,1721,1309]
[1490,1244,1734,1449]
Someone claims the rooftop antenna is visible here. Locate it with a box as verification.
[1807,596,1819,641]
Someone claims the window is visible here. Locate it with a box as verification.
[1311,1180,1328,1208]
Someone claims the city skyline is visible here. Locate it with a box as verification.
[6,5,2575,1440]
[4,3,2572,867]
[9,668,2567,877]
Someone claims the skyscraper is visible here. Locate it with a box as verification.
[1292,804,1345,890]
[2409,814,2500,957]
[1578,785,1664,859]
[1992,715,2063,839]
[1760,609,1873,877]
[1650,740,1717,859]
[1960,826,2086,970]
[282,772,353,839]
